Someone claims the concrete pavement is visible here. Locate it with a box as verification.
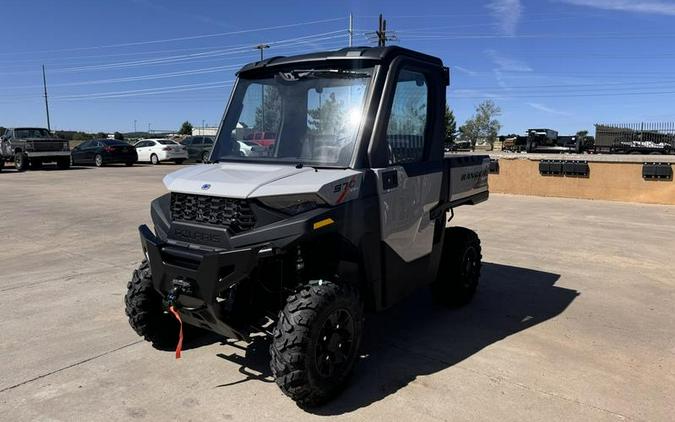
[1,163,673,421]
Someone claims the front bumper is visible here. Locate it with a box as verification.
[139,224,260,339]
[25,151,71,158]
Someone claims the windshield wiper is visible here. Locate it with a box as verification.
[280,69,370,81]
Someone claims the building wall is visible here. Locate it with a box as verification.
[488,158,675,205]
[192,127,218,136]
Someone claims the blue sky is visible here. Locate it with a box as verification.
[3,0,675,135]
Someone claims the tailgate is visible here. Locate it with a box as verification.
[443,155,490,206]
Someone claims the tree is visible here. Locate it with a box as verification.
[444,106,457,144]
[459,100,502,151]
[255,86,282,132]
[178,121,193,135]
[113,131,124,140]
[307,92,345,136]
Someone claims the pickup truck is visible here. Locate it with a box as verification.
[0,127,71,171]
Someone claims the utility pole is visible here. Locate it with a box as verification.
[348,13,353,47]
[148,123,151,134]
[376,14,387,47]
[255,44,270,130]
[42,65,51,131]
[133,119,137,133]
[202,119,205,136]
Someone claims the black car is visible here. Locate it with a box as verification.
[71,139,138,167]
[180,136,214,162]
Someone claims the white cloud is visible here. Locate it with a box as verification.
[486,50,533,72]
[486,0,523,35]
[527,103,573,116]
[559,0,675,16]
[454,66,478,76]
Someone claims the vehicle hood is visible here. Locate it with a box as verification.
[164,162,364,205]
[163,162,314,199]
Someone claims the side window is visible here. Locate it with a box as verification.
[204,138,214,145]
[182,138,192,146]
[385,69,429,164]
[5,129,13,140]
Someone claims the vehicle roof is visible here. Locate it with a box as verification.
[238,46,443,76]
[9,127,51,130]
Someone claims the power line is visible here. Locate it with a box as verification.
[6,17,347,55]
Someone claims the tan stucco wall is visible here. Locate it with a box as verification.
[489,159,675,205]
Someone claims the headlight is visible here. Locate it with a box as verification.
[257,194,326,215]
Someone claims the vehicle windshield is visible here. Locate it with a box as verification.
[15,128,52,138]
[212,67,374,168]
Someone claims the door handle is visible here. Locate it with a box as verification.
[382,170,398,190]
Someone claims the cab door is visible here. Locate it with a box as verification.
[369,60,446,307]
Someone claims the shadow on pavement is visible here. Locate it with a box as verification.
[208,262,578,413]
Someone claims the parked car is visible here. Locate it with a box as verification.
[70,139,137,167]
[0,127,70,171]
[134,139,187,164]
[180,136,214,162]
[244,131,277,147]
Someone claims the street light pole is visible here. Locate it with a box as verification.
[255,44,270,131]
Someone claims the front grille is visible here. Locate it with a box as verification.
[29,141,68,152]
[170,193,256,234]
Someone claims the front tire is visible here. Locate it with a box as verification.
[15,153,29,172]
[270,280,363,408]
[201,151,209,163]
[150,154,160,165]
[124,260,181,349]
[94,154,103,167]
[433,227,482,307]
[57,157,70,170]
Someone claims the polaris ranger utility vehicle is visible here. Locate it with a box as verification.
[0,128,70,171]
[125,46,489,407]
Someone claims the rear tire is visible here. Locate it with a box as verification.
[125,161,134,166]
[270,280,363,408]
[201,151,209,163]
[15,153,29,172]
[124,260,182,349]
[174,159,185,165]
[150,154,159,165]
[433,227,482,307]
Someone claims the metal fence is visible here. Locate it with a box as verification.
[595,122,675,148]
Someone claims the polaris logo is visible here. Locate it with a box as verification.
[174,227,223,244]
[201,184,211,191]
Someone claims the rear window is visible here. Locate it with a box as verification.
[101,140,128,146]
[158,140,177,145]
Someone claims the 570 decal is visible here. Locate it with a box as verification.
[333,178,357,193]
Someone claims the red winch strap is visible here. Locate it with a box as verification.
[168,305,184,359]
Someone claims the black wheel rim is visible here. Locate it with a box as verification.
[461,247,479,285]
[315,308,355,378]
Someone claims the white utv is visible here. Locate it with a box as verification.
[125,46,489,407]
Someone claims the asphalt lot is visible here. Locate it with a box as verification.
[1,163,673,421]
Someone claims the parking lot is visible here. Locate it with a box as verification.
[1,163,673,421]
